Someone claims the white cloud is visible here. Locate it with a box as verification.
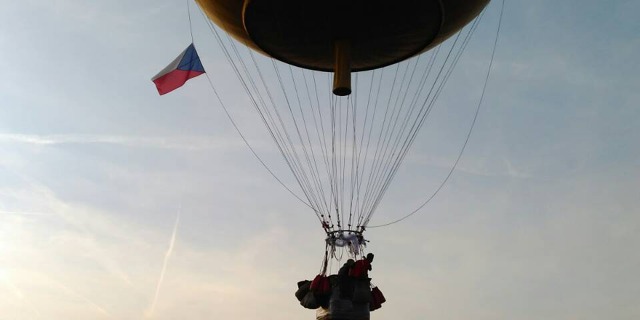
[0,133,244,151]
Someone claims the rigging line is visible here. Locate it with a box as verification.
[309,74,337,220]
[308,70,333,210]
[337,95,344,223]
[368,25,478,228]
[287,65,330,215]
[324,94,337,229]
[348,82,359,229]
[364,58,420,211]
[236,46,319,211]
[186,0,194,43]
[362,66,408,215]
[301,69,332,216]
[367,51,441,203]
[364,18,479,221]
[368,0,504,228]
[284,66,315,171]
[389,51,439,166]
[349,73,360,213]
[327,73,340,224]
[203,17,321,218]
[407,48,440,113]
[227,38,271,121]
[339,96,348,227]
[272,62,323,210]
[366,63,401,185]
[372,76,431,202]
[366,56,425,194]
[377,12,484,208]
[329,94,340,228]
[350,92,360,229]
[359,57,424,221]
[397,56,423,117]
[388,22,477,172]
[382,25,471,179]
[345,95,356,229]
[256,58,322,212]
[335,97,342,227]
[327,95,336,222]
[195,11,315,209]
[220,32,301,185]
[320,87,338,216]
[200,11,330,223]
[353,71,377,226]
[334,96,343,229]
[240,63,297,170]
[205,22,280,155]
[342,96,352,226]
[358,64,401,217]
[390,12,483,160]
[268,61,326,213]
[410,13,483,148]
[360,26,467,225]
[335,96,345,228]
[198,8,279,128]
[326,87,336,219]
[391,57,414,112]
[365,17,481,225]
[363,59,411,211]
[223,35,295,169]
[385,56,426,154]
[355,70,385,227]
[202,73,312,209]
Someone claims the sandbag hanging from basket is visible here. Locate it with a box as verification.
[295,280,311,302]
[369,286,386,311]
[372,287,386,304]
[310,274,331,294]
[301,291,320,309]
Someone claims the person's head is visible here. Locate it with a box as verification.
[366,253,374,262]
[346,259,355,266]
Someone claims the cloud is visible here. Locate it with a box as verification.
[0,133,244,151]
[0,165,317,319]
[403,151,532,179]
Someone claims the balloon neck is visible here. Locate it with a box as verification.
[333,39,351,96]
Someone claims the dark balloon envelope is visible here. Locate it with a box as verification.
[197,0,489,95]
[197,0,489,70]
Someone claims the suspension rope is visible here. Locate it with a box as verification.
[192,0,502,232]
[363,14,482,226]
[199,11,324,219]
[368,0,505,228]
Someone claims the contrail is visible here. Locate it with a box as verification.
[145,208,181,319]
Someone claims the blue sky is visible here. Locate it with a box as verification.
[1,0,639,319]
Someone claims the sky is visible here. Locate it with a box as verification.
[1,0,639,319]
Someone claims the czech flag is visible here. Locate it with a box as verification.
[152,43,205,95]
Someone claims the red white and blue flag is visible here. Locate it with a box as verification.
[152,43,205,95]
